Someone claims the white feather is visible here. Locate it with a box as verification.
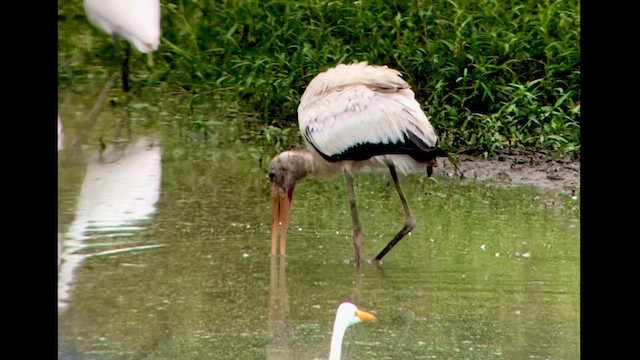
[84,0,161,53]
[298,62,437,159]
[368,154,423,174]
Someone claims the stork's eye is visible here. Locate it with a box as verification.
[268,171,276,181]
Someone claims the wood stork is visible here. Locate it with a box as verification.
[269,62,447,266]
[329,302,377,360]
[83,0,161,92]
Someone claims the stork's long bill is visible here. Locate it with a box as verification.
[271,182,293,256]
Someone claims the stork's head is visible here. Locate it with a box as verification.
[268,150,314,256]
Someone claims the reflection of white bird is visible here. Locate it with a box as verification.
[83,0,161,92]
[58,137,163,308]
[269,62,447,266]
[58,115,64,267]
[329,302,377,360]
[58,115,64,151]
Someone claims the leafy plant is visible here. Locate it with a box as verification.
[58,0,580,157]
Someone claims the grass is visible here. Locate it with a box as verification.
[58,0,580,158]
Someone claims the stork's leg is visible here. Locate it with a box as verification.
[373,165,416,265]
[344,169,363,267]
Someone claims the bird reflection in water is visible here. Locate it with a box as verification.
[58,137,164,309]
[266,256,376,360]
[266,255,294,359]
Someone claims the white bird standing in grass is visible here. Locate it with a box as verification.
[269,62,448,266]
[329,302,377,360]
[83,0,161,92]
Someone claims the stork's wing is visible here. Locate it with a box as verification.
[298,85,438,161]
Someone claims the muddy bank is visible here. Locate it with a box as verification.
[438,149,580,196]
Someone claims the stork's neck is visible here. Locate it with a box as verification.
[278,148,344,179]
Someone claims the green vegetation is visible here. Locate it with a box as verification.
[58,0,580,158]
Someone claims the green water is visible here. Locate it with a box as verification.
[58,83,579,359]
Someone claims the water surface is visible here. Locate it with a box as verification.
[58,84,579,359]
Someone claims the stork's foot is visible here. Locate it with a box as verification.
[372,258,383,269]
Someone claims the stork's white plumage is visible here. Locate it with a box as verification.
[299,62,438,169]
[269,62,447,266]
[84,0,161,92]
[329,302,377,360]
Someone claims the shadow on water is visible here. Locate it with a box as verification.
[58,136,164,309]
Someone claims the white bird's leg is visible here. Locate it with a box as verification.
[374,165,416,265]
[110,35,132,142]
[111,35,131,93]
[110,36,125,92]
[344,169,363,267]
